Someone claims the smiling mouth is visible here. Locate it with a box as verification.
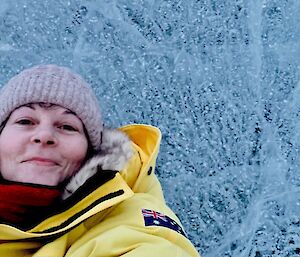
[23,158,59,166]
[26,160,58,166]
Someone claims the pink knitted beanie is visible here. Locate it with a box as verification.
[0,64,103,150]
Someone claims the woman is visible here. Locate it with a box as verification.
[0,64,200,257]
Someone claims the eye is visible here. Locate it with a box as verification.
[16,119,34,125]
[59,124,78,132]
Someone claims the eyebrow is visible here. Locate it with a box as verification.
[22,103,77,116]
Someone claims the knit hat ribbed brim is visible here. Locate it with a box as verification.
[0,64,103,150]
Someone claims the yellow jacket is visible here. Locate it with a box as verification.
[0,124,200,257]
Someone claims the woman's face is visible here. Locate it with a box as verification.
[0,104,88,186]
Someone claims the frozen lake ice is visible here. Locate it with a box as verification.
[0,0,299,256]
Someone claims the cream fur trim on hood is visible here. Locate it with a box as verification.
[62,127,133,200]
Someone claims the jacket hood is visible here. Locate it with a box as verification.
[62,127,133,199]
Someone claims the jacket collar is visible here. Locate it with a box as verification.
[29,172,133,234]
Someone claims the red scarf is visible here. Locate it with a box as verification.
[0,181,62,228]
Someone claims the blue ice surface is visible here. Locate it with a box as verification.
[0,0,299,256]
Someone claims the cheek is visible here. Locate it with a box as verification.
[0,130,21,159]
[0,130,20,175]
[61,137,88,179]
[64,136,89,165]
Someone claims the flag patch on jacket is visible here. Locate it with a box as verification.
[141,209,187,237]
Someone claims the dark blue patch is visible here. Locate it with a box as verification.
[142,209,187,238]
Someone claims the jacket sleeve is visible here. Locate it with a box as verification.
[65,193,201,257]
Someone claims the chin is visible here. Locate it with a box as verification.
[17,172,61,186]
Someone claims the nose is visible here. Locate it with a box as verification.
[31,125,57,146]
